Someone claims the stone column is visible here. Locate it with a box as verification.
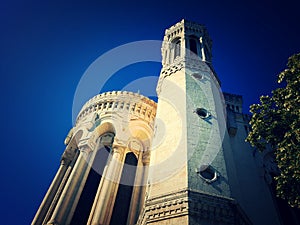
[87,145,124,225]
[46,146,94,225]
[42,151,79,224]
[32,157,72,225]
[139,153,150,214]
[128,153,150,225]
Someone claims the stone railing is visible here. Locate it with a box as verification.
[76,91,157,126]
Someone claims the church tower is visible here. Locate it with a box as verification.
[137,19,250,225]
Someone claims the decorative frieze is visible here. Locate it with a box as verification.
[137,189,251,225]
[76,91,156,128]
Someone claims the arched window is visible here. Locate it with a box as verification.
[71,133,114,225]
[174,39,181,59]
[189,38,198,55]
[110,152,138,225]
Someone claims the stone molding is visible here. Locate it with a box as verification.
[137,189,188,224]
[156,58,220,95]
[137,188,252,225]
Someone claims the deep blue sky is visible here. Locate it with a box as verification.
[1,0,300,224]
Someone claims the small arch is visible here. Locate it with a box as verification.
[172,37,181,60]
[128,123,152,149]
[189,36,199,56]
[71,129,84,148]
[94,122,116,140]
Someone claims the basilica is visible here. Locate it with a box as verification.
[32,20,284,225]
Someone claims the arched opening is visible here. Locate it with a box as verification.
[189,38,198,55]
[173,38,181,59]
[95,122,116,138]
[70,133,114,225]
[110,152,138,225]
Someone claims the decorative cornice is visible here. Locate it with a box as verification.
[76,91,157,128]
[164,19,211,45]
[156,58,220,95]
[137,189,188,224]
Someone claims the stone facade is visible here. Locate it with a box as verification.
[32,20,282,225]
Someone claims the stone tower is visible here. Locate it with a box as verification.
[137,19,250,225]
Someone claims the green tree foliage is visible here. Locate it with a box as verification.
[246,53,300,208]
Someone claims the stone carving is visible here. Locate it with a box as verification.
[76,91,156,127]
[138,189,251,225]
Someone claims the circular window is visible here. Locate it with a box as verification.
[191,73,203,80]
[198,165,218,183]
[195,108,210,119]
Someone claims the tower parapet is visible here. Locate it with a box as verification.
[76,91,157,128]
[162,19,212,67]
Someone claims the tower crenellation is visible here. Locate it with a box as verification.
[162,19,212,68]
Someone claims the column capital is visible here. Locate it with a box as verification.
[77,133,97,152]
[111,145,125,157]
[142,151,151,165]
[60,148,77,166]
[79,145,93,154]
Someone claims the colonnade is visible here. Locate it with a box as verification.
[32,92,156,225]
[32,132,150,225]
